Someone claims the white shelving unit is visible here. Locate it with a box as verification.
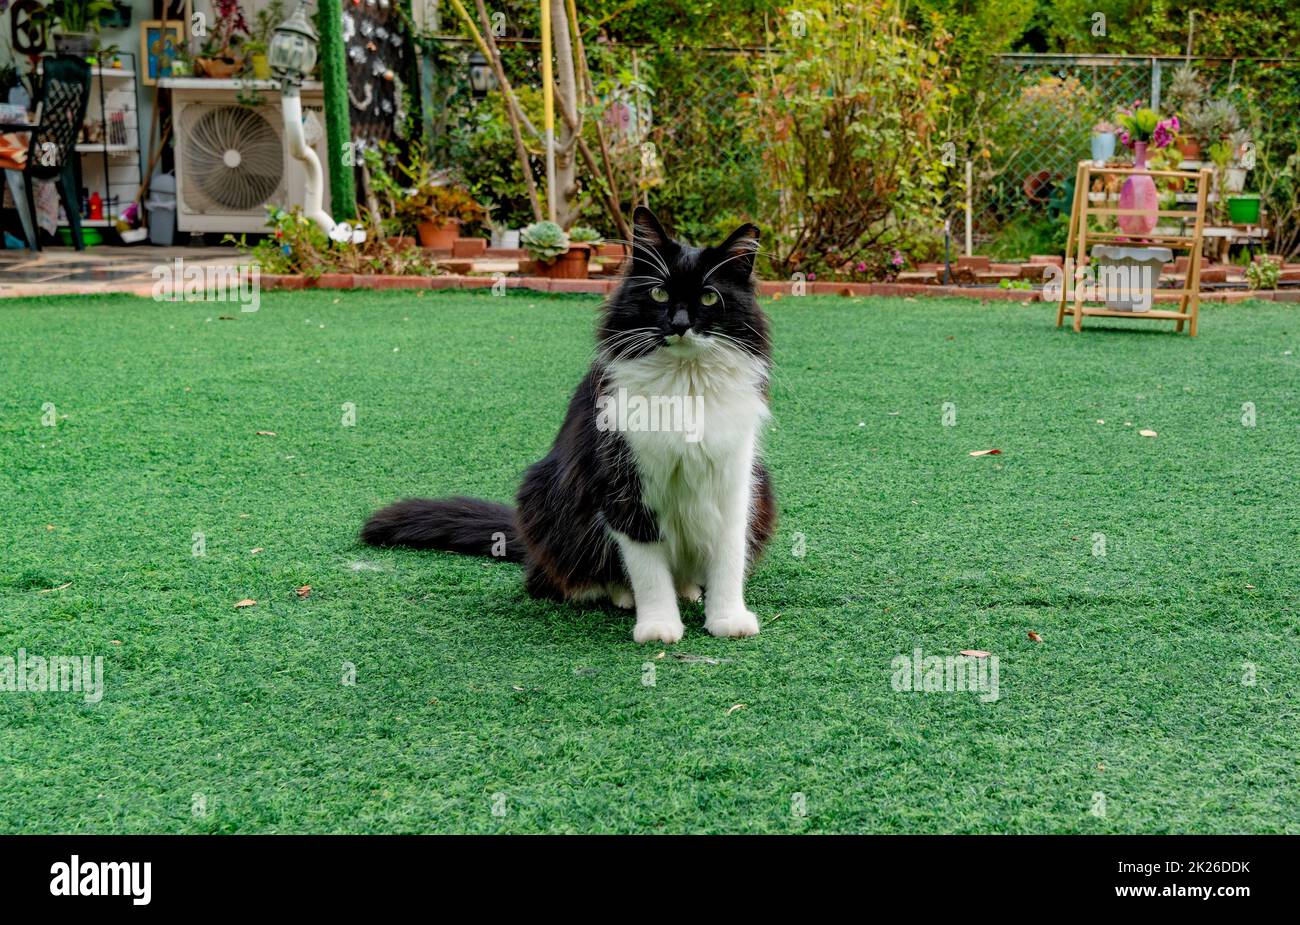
[41,55,143,236]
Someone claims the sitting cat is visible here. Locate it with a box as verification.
[362,207,776,643]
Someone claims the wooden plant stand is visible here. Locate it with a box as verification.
[1056,161,1213,336]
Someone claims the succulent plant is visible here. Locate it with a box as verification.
[520,221,570,262]
[1163,65,1206,115]
[1185,98,1241,142]
[568,225,604,246]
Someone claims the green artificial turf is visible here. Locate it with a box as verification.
[1,289,1297,834]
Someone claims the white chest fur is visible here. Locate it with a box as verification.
[604,344,769,581]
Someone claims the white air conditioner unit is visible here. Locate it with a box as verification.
[169,81,329,233]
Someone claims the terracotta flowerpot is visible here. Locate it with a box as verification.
[418,220,459,250]
[1119,142,1158,236]
[1178,137,1202,161]
[386,236,416,250]
[536,244,592,279]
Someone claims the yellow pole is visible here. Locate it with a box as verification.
[540,0,556,223]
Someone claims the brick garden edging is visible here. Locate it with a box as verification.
[259,273,1300,303]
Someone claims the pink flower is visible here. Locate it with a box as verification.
[856,261,868,273]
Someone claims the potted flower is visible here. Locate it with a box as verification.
[195,0,250,79]
[521,221,591,279]
[401,183,483,250]
[392,153,484,249]
[1090,120,1117,162]
[1113,104,1179,235]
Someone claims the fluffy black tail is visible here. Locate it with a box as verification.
[360,497,526,562]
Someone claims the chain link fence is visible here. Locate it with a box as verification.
[971,54,1300,251]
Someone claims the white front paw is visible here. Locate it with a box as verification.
[633,613,685,644]
[705,608,760,638]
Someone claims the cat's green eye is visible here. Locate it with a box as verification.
[650,286,670,303]
[700,291,719,307]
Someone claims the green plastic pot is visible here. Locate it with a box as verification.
[1227,195,1261,224]
[58,227,103,247]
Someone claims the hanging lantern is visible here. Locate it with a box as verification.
[467,50,497,99]
[269,1,319,89]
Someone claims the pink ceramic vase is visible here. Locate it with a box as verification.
[1118,141,1158,236]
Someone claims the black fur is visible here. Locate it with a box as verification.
[361,206,777,601]
[361,497,526,561]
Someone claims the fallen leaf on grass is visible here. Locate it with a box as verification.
[654,651,666,660]
[969,449,1002,457]
[727,703,746,715]
[295,585,312,598]
[1139,429,1158,438]
[234,599,257,609]
[256,431,277,437]
[110,640,121,646]
[250,547,264,555]
[960,649,991,658]
[1027,631,1043,643]
[38,582,72,594]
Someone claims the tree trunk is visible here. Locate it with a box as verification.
[550,0,581,228]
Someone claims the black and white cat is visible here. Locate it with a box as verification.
[362,207,776,643]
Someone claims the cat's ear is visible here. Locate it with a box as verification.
[711,222,761,279]
[631,206,671,261]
